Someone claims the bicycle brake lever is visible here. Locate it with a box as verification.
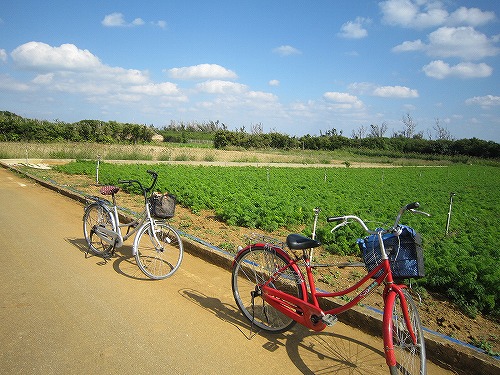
[331,220,349,233]
[409,209,431,217]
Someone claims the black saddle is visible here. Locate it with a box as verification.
[286,234,321,250]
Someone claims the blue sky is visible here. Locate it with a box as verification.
[1,0,499,142]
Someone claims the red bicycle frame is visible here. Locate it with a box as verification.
[252,243,418,365]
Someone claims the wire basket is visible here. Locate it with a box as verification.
[149,193,176,219]
[357,225,425,279]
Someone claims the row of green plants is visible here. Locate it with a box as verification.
[55,160,500,318]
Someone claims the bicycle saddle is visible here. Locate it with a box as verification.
[100,185,120,195]
[286,234,321,250]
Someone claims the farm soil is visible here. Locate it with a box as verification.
[15,161,500,356]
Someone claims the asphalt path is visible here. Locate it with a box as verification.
[0,167,453,374]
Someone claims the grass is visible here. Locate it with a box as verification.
[1,141,498,167]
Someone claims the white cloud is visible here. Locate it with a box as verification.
[373,85,419,98]
[392,39,425,52]
[102,12,127,27]
[379,0,496,29]
[348,82,418,98]
[0,74,32,92]
[379,0,448,29]
[102,12,144,27]
[465,95,500,108]
[268,79,280,86]
[427,27,499,60]
[324,92,358,103]
[273,45,302,56]
[0,49,7,62]
[347,82,376,95]
[323,92,364,109]
[32,73,54,84]
[11,42,101,71]
[447,7,496,27]
[246,91,278,102]
[152,20,167,29]
[5,41,191,109]
[131,18,145,26]
[338,17,370,39]
[393,27,499,60]
[196,80,248,94]
[168,64,238,80]
[129,82,180,96]
[423,60,493,79]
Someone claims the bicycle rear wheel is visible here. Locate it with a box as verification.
[83,203,115,256]
[134,222,183,279]
[385,288,426,375]
[232,246,303,333]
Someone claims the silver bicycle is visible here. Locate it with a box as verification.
[83,170,183,279]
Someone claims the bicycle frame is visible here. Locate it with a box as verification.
[86,194,161,254]
[241,241,417,349]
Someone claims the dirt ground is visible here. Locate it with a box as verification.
[9,155,500,357]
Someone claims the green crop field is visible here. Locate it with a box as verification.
[55,161,500,318]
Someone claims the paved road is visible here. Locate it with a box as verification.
[0,167,453,374]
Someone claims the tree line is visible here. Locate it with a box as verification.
[2,111,499,159]
[0,111,156,144]
[213,130,500,159]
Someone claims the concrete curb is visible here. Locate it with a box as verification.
[2,160,499,374]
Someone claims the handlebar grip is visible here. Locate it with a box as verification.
[327,216,345,223]
[118,180,131,184]
[147,170,158,177]
[405,202,420,210]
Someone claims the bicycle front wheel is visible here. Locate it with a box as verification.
[83,203,115,256]
[134,222,183,279]
[385,288,426,375]
[232,246,303,333]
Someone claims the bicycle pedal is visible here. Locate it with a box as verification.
[322,314,338,327]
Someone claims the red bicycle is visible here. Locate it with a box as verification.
[232,202,430,375]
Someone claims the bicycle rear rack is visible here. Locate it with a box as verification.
[244,233,285,249]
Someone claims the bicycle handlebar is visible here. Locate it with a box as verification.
[118,170,159,196]
[327,202,430,236]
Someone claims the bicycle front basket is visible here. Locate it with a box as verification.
[357,225,425,279]
[149,193,176,219]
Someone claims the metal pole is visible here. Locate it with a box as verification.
[96,155,101,185]
[310,207,321,262]
[446,192,456,235]
[312,207,320,240]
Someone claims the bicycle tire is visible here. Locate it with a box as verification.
[232,245,303,333]
[385,288,426,375]
[134,221,183,279]
[83,203,116,256]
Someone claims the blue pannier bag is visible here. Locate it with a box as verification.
[357,225,425,279]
